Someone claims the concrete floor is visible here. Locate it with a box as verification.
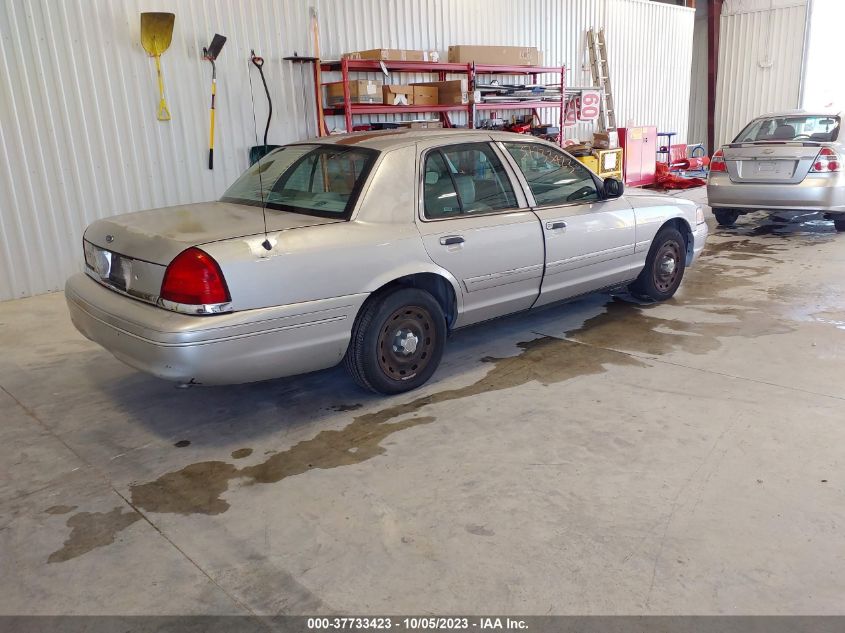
[2,187,845,616]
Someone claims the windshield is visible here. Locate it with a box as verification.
[221,144,378,218]
[734,115,840,143]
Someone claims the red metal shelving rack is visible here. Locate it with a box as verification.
[472,64,566,147]
[317,59,567,146]
[319,59,473,132]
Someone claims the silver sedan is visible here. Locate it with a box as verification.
[66,130,707,394]
[708,110,845,229]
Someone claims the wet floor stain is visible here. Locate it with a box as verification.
[48,508,141,564]
[466,524,495,537]
[231,448,253,459]
[329,403,363,412]
[48,336,643,561]
[44,505,76,515]
[174,440,191,448]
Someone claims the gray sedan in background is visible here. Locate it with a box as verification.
[708,110,845,229]
[66,130,707,394]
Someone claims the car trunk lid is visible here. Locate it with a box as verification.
[82,201,343,306]
[722,142,826,184]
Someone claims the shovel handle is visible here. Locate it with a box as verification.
[154,55,171,121]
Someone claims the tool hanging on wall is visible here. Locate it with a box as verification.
[283,52,319,140]
[248,51,282,165]
[140,12,175,121]
[202,34,227,169]
[310,7,327,136]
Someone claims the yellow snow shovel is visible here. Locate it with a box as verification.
[140,12,175,121]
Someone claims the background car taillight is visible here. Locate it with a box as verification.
[811,147,841,173]
[160,247,231,309]
[710,149,727,173]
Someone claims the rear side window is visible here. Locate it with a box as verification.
[221,144,377,218]
[504,142,599,206]
[734,115,841,143]
[423,143,517,219]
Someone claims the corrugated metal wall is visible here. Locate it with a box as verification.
[714,0,808,147]
[0,0,694,301]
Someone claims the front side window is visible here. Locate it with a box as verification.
[734,115,841,143]
[221,144,378,218]
[423,143,518,219]
[504,142,599,207]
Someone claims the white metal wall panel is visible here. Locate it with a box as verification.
[0,0,693,301]
[714,0,808,147]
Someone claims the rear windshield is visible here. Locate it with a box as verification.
[221,144,378,218]
[734,115,841,143]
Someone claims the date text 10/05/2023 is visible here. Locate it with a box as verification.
[306,617,529,630]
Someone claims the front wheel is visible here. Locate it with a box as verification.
[345,288,446,395]
[833,218,845,232]
[629,227,687,301]
[714,209,740,226]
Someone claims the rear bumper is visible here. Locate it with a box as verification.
[65,273,366,385]
[707,173,845,212]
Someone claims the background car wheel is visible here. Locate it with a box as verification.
[629,227,687,301]
[714,209,740,226]
[834,218,845,232]
[345,287,446,395]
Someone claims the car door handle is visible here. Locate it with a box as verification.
[440,235,465,246]
[545,221,566,230]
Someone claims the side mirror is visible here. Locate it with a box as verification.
[603,177,624,199]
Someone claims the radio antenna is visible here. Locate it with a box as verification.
[247,52,272,251]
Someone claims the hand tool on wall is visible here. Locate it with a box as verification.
[140,12,175,121]
[283,52,319,139]
[248,51,282,165]
[202,34,227,169]
[310,7,326,136]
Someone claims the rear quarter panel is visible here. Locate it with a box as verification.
[202,145,463,313]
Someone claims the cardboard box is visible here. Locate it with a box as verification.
[342,48,427,62]
[448,45,543,66]
[411,79,468,105]
[592,131,619,149]
[326,79,381,105]
[412,85,438,107]
[396,120,444,129]
[383,85,414,106]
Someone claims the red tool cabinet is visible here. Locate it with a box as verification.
[618,126,657,186]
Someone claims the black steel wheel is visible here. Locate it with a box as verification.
[714,209,740,226]
[345,288,446,394]
[629,226,687,301]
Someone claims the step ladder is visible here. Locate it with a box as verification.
[586,27,617,134]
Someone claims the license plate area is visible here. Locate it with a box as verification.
[740,159,796,179]
[84,242,131,292]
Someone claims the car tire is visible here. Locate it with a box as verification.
[345,287,447,395]
[629,227,687,301]
[834,218,845,232]
[714,209,740,226]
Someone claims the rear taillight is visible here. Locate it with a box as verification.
[710,149,727,172]
[811,147,841,172]
[160,248,231,308]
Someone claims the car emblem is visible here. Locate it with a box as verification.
[105,234,114,243]
[763,149,774,154]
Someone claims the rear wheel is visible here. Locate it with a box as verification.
[834,218,845,232]
[714,209,740,226]
[345,288,446,394]
[629,227,687,301]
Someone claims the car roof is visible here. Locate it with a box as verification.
[300,128,549,152]
[753,109,843,119]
